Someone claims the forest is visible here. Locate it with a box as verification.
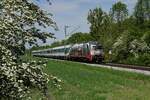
[32,0,150,66]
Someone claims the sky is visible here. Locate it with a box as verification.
[35,0,138,46]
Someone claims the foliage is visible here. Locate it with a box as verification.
[87,7,112,49]
[86,1,150,65]
[67,32,93,44]
[87,7,105,41]
[122,53,150,66]
[110,1,128,23]
[51,40,66,47]
[112,31,133,61]
[0,0,57,56]
[112,29,150,66]
[134,0,150,25]
[142,30,150,47]
[0,0,57,99]
[50,75,62,90]
[0,44,49,99]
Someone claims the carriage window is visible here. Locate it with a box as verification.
[47,50,51,53]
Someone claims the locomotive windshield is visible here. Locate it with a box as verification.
[93,45,102,50]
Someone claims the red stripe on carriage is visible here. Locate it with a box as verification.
[86,52,92,62]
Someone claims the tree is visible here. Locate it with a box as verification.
[110,1,128,24]
[142,30,150,47]
[134,0,150,24]
[67,32,93,44]
[0,0,57,99]
[51,41,63,47]
[112,31,133,61]
[87,7,111,44]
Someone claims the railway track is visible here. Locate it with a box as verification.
[104,63,150,71]
[43,58,150,75]
[83,62,150,76]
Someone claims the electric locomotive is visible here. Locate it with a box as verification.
[69,41,104,62]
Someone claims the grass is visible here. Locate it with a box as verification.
[36,59,150,100]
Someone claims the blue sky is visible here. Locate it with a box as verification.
[35,0,137,45]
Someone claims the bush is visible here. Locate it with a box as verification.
[0,44,49,99]
[120,53,150,66]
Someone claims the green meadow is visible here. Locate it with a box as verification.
[33,59,150,100]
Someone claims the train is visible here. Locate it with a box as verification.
[32,41,104,63]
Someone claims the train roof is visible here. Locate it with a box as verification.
[32,41,102,53]
[32,44,72,52]
[72,41,101,46]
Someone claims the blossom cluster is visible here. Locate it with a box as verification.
[0,44,49,99]
[50,75,62,90]
[113,31,150,59]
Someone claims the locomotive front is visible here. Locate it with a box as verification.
[89,42,104,63]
